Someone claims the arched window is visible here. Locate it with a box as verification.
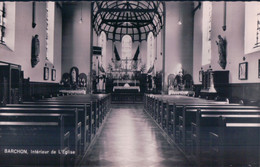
[98,31,107,68]
[122,35,132,69]
[46,2,55,64]
[0,2,15,50]
[147,32,155,71]
[0,2,6,44]
[202,2,212,66]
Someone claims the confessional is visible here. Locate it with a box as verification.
[0,61,23,105]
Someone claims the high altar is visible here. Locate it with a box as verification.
[104,57,145,103]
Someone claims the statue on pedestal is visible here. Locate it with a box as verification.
[70,67,79,90]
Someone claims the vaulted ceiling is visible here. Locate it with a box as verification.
[93,1,164,42]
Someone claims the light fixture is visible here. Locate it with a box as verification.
[79,2,83,24]
[177,5,182,25]
[177,20,182,25]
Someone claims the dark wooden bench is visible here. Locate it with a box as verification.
[21,94,111,151]
[175,105,254,141]
[144,94,260,166]
[145,94,232,129]
[189,109,260,166]
[24,100,100,134]
[5,103,92,155]
[179,107,260,154]
[208,116,260,167]
[0,107,83,165]
[0,112,71,166]
[163,102,240,141]
[36,94,111,128]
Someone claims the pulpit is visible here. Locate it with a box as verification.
[200,70,229,99]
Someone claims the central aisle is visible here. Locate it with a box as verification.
[80,104,193,167]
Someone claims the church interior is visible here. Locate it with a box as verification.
[0,1,260,167]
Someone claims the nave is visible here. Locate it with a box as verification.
[80,104,193,167]
[0,93,260,167]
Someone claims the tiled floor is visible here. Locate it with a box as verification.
[80,104,194,167]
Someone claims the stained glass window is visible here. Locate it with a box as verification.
[122,35,132,69]
[147,32,155,71]
[98,31,107,68]
[46,2,55,64]
[202,2,212,66]
[0,2,6,43]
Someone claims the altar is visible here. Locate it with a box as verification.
[168,90,194,96]
[112,80,140,92]
[113,86,140,92]
[59,89,86,95]
[111,79,143,103]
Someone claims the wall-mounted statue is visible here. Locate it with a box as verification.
[216,35,227,69]
[31,34,40,68]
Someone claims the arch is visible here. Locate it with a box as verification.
[147,31,155,71]
[121,35,132,69]
[98,31,107,69]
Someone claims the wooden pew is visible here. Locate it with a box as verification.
[179,107,260,153]
[21,94,111,152]
[144,94,260,166]
[5,103,92,155]
[35,94,110,131]
[145,96,255,150]
[0,112,71,166]
[190,109,260,166]
[157,99,239,141]
[147,95,232,130]
[24,101,98,136]
[209,117,260,167]
[0,107,82,165]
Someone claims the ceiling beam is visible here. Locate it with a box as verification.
[105,22,152,28]
[99,8,156,13]
[103,19,152,23]
[130,4,141,42]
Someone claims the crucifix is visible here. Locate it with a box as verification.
[111,57,141,74]
[120,57,131,74]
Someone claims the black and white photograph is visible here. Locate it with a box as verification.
[1,1,260,167]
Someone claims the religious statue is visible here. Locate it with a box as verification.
[97,75,105,92]
[216,35,227,69]
[79,73,87,88]
[31,34,40,68]
[167,74,175,90]
[60,73,70,88]
[147,75,153,91]
[70,67,79,89]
